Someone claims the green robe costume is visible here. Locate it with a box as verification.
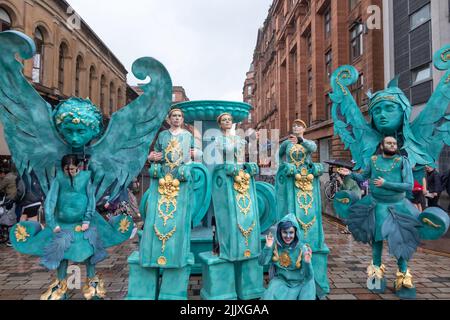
[259,214,316,300]
[275,138,330,297]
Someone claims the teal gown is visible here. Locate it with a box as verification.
[259,214,316,300]
[211,134,265,300]
[275,138,330,297]
[10,170,134,271]
[138,129,200,299]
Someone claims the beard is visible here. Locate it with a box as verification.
[383,148,397,156]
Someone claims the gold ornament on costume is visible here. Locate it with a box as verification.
[336,198,350,204]
[272,244,280,262]
[164,138,184,171]
[295,167,314,216]
[244,250,251,258]
[40,279,68,301]
[82,276,106,300]
[157,256,167,266]
[372,156,401,173]
[154,224,176,253]
[289,144,307,169]
[422,218,442,229]
[15,225,30,242]
[336,69,351,95]
[367,263,386,280]
[75,225,83,232]
[238,220,256,247]
[297,216,317,237]
[395,269,414,290]
[234,170,252,216]
[279,251,292,268]
[119,218,131,233]
[295,249,303,269]
[158,173,180,226]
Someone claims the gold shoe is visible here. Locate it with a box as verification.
[367,263,386,280]
[395,269,414,290]
[40,279,68,300]
[82,276,107,300]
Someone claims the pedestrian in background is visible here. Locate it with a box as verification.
[425,164,443,208]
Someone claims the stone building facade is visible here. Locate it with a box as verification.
[245,0,385,164]
[0,0,127,113]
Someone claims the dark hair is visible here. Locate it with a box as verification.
[276,220,299,248]
[377,136,401,155]
[61,155,80,187]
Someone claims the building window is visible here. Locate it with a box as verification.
[351,73,364,106]
[109,82,115,115]
[100,75,106,112]
[324,8,331,39]
[410,4,431,31]
[412,63,432,85]
[32,28,44,84]
[75,56,83,97]
[307,105,313,126]
[0,7,11,31]
[307,68,313,97]
[325,94,332,120]
[117,88,123,109]
[89,66,96,99]
[58,43,68,93]
[172,93,177,102]
[350,22,364,61]
[325,50,332,79]
[247,85,252,96]
[306,33,312,55]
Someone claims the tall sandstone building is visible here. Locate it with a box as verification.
[244,0,385,163]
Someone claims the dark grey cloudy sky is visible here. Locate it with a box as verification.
[68,0,273,101]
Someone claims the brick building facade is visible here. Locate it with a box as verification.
[244,0,385,163]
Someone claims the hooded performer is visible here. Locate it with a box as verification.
[258,214,316,300]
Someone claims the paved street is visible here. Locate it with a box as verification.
[1,216,449,300]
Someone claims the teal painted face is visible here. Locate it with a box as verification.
[59,122,97,149]
[371,101,403,135]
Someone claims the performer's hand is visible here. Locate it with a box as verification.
[374,177,385,187]
[81,224,90,232]
[338,168,351,176]
[266,232,274,248]
[304,245,312,263]
[148,152,163,162]
[53,226,61,233]
[289,135,298,145]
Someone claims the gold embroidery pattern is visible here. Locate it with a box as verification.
[297,216,317,237]
[164,138,183,171]
[279,252,292,268]
[295,249,303,269]
[336,70,350,95]
[295,167,314,216]
[336,198,350,204]
[372,156,401,173]
[234,170,252,216]
[15,225,30,242]
[238,220,256,247]
[158,174,180,226]
[289,144,307,169]
[119,218,131,233]
[153,224,176,253]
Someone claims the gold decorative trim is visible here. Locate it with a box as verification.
[336,198,350,204]
[157,256,167,266]
[153,224,177,253]
[372,156,401,173]
[164,138,184,171]
[238,220,256,247]
[297,216,317,237]
[119,218,131,233]
[289,144,307,168]
[15,225,30,242]
[336,70,350,95]
[158,174,180,226]
[234,170,252,216]
[422,218,441,229]
[279,251,292,268]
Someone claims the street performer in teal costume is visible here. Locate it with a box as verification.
[137,108,210,300]
[275,119,330,298]
[339,137,420,296]
[330,45,450,298]
[0,30,173,299]
[259,214,316,300]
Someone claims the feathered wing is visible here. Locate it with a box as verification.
[87,57,172,201]
[329,65,382,170]
[0,31,70,193]
[410,44,450,163]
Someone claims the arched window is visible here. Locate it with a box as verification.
[109,82,115,115]
[32,28,44,83]
[0,7,12,32]
[100,75,106,113]
[89,66,96,99]
[58,42,68,93]
[117,87,123,109]
[75,55,83,96]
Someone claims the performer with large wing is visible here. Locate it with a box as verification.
[330,44,450,299]
[0,30,173,300]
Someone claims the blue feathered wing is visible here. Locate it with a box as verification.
[329,65,382,170]
[87,57,173,201]
[0,31,70,193]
